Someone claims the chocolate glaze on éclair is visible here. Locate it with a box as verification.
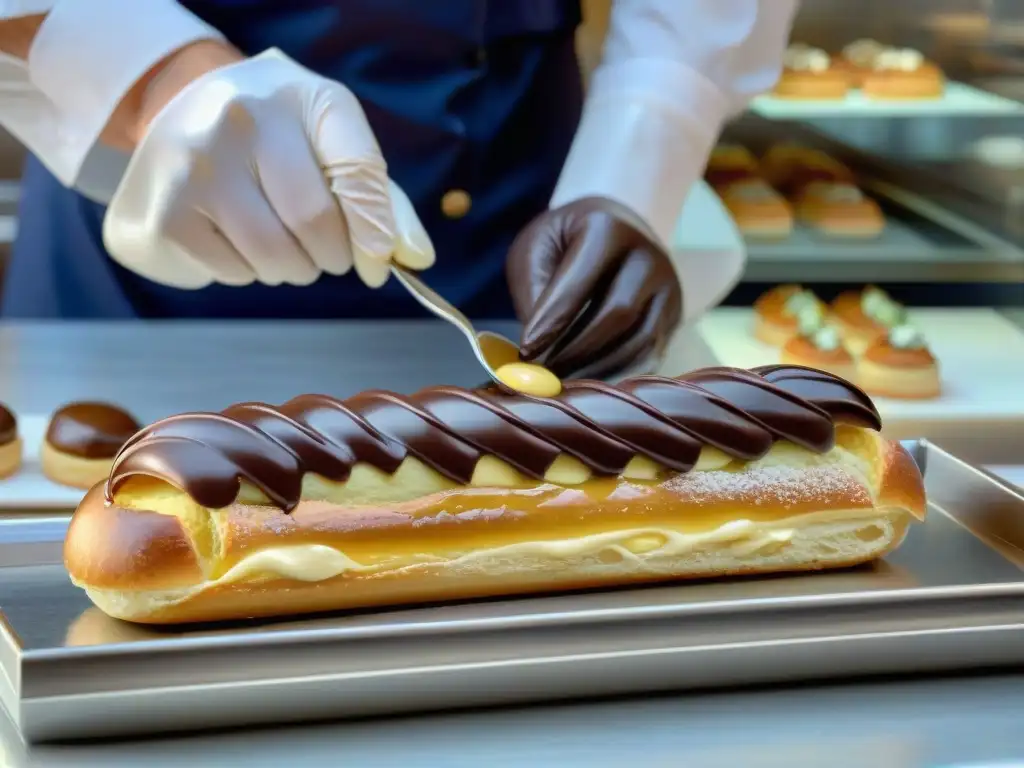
[0,403,16,445]
[106,366,880,513]
[47,402,141,459]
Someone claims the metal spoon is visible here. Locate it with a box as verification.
[390,264,521,385]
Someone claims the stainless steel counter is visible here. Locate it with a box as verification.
[0,320,525,419]
[4,674,1024,766]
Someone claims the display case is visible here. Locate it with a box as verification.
[701,0,1024,295]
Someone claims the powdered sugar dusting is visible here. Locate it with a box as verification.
[662,464,870,510]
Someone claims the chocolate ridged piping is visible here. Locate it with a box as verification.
[106,365,881,512]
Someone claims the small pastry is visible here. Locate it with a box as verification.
[859,325,941,399]
[773,44,850,100]
[795,182,885,238]
[835,38,887,87]
[0,402,21,479]
[42,402,141,489]
[780,308,857,383]
[759,144,855,198]
[717,179,794,239]
[706,144,761,189]
[753,285,826,347]
[862,48,944,100]
[830,286,906,355]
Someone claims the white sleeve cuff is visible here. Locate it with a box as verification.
[26,0,224,188]
[550,58,729,250]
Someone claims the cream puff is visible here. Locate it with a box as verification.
[759,144,855,198]
[795,182,885,238]
[717,179,794,239]
[835,38,887,87]
[830,286,906,355]
[42,402,141,489]
[781,309,857,382]
[706,144,761,189]
[773,44,850,100]
[859,325,941,399]
[753,285,826,347]
[862,48,944,100]
[0,402,21,479]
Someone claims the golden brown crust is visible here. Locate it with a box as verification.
[862,64,944,99]
[877,439,928,521]
[795,189,885,238]
[832,57,870,88]
[82,532,915,626]
[41,442,116,490]
[857,350,942,400]
[705,145,760,189]
[772,68,850,99]
[0,437,22,479]
[759,146,854,195]
[780,336,857,382]
[717,182,794,238]
[754,284,802,318]
[64,484,205,591]
[862,340,937,368]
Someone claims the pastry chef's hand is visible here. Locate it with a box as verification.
[104,45,434,289]
[506,197,682,379]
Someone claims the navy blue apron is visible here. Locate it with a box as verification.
[2,1,582,318]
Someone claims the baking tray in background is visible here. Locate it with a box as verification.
[1,440,1022,744]
[750,81,1024,119]
[741,181,1024,283]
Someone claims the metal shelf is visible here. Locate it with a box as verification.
[725,115,1024,285]
[744,184,1024,283]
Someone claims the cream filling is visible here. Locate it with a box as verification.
[872,48,924,72]
[215,507,891,586]
[784,45,830,72]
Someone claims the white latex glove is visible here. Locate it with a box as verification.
[104,48,434,290]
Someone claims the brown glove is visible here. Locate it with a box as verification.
[506,196,682,379]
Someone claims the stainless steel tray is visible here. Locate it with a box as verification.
[1,441,1022,744]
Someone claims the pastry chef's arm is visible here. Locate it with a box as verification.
[553,0,801,248]
[508,0,800,376]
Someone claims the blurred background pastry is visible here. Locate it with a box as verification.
[705,144,761,189]
[859,325,941,399]
[861,47,945,99]
[715,179,794,239]
[773,44,850,99]
[830,287,907,355]
[835,38,887,86]
[42,402,141,489]
[0,402,20,479]
[760,144,855,198]
[780,307,857,382]
[794,182,885,238]
[753,284,826,346]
